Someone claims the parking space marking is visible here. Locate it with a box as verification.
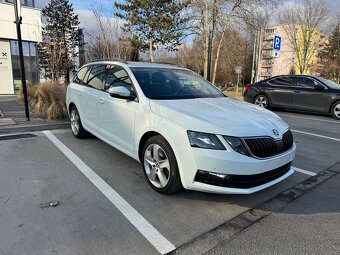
[292,129,340,142]
[292,166,316,176]
[278,114,340,124]
[43,131,175,255]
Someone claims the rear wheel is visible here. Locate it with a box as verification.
[331,101,340,120]
[70,106,88,138]
[254,95,270,109]
[142,135,183,194]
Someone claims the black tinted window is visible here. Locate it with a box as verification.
[297,77,318,88]
[74,66,88,84]
[104,65,134,92]
[87,65,106,90]
[269,76,295,86]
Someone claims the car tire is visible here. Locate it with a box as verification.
[70,106,88,139]
[142,135,183,194]
[254,94,270,109]
[331,101,340,120]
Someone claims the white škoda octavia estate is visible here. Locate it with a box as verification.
[67,60,296,195]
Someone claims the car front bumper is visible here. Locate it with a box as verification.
[174,140,296,194]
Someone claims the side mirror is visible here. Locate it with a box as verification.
[314,83,326,91]
[108,86,136,100]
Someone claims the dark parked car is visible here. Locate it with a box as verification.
[243,75,340,120]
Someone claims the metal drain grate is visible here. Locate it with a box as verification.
[0,133,37,141]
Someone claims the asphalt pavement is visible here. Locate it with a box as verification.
[205,171,340,255]
[0,109,339,255]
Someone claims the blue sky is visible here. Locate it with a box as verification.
[67,0,340,13]
[37,0,340,15]
[35,0,339,37]
[69,0,113,10]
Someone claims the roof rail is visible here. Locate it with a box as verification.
[153,61,181,67]
[90,58,128,64]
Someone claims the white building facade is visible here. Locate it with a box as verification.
[0,0,42,94]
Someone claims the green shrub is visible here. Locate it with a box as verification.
[18,82,68,120]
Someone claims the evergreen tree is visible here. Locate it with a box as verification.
[114,0,189,62]
[38,0,80,82]
[318,24,340,82]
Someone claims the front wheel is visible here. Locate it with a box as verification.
[331,101,340,120]
[254,95,270,109]
[142,135,183,194]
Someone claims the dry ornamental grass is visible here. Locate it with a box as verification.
[18,82,68,120]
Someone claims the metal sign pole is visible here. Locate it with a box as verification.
[14,0,30,121]
[235,66,242,93]
[236,72,240,93]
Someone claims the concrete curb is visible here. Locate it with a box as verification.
[0,122,70,135]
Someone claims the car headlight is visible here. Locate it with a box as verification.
[223,136,249,156]
[187,131,225,150]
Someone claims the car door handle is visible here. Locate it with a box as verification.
[98,99,105,104]
[294,90,301,93]
[77,92,81,96]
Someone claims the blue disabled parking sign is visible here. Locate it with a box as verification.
[273,35,282,51]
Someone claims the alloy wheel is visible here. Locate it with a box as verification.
[70,109,80,135]
[144,143,171,188]
[334,103,340,119]
[255,96,268,108]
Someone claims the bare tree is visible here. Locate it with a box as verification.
[189,0,221,81]
[213,29,246,86]
[279,0,329,74]
[85,6,138,61]
[189,0,278,82]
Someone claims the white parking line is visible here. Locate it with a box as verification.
[292,166,316,176]
[43,131,175,255]
[292,129,340,142]
[279,114,340,124]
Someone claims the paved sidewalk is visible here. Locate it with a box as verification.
[0,95,69,134]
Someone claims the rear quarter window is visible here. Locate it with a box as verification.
[74,66,88,84]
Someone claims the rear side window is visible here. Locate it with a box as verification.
[74,66,88,84]
[87,65,106,90]
[297,77,318,88]
[269,76,295,86]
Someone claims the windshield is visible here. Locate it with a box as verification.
[317,77,340,89]
[130,67,224,99]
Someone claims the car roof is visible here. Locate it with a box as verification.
[270,74,311,78]
[83,60,184,70]
[126,61,183,69]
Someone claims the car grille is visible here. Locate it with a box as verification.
[194,162,291,189]
[244,130,294,158]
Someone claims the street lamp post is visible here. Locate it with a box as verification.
[14,0,30,121]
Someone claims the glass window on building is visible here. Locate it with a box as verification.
[1,0,35,7]
[10,40,39,90]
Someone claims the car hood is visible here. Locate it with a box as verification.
[149,97,289,138]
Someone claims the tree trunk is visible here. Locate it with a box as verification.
[212,21,229,84]
[203,0,210,80]
[148,26,155,62]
